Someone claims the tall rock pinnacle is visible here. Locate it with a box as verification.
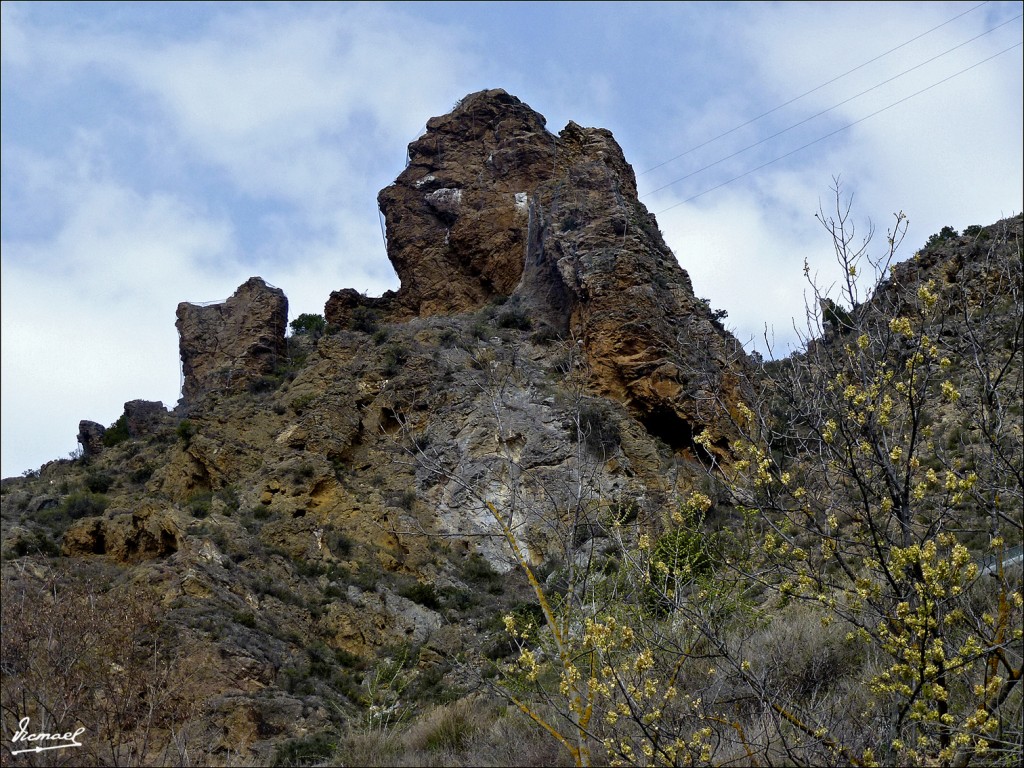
[328,89,748,459]
[176,277,288,405]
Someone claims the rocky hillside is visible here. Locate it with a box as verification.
[1,90,746,765]
[1,91,1020,768]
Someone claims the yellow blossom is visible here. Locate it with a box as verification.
[917,281,938,309]
[889,316,914,338]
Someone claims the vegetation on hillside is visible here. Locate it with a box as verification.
[1,193,1020,767]
[402,190,1022,767]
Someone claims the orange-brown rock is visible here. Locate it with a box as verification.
[62,506,182,561]
[176,276,288,404]
[330,89,748,458]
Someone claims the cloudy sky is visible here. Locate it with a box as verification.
[2,1,1021,478]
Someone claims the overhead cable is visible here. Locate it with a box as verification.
[640,13,1022,199]
[654,41,1023,215]
[638,0,991,177]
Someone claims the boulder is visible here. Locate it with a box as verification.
[62,506,182,562]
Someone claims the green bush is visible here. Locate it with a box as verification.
[187,491,214,519]
[470,320,490,340]
[231,610,257,629]
[423,706,472,752]
[924,225,959,249]
[653,525,714,581]
[248,375,280,394]
[271,733,337,767]
[396,489,417,510]
[289,394,316,414]
[176,419,196,445]
[559,212,581,232]
[399,581,441,609]
[531,323,561,345]
[289,313,326,337]
[461,553,503,594]
[350,306,379,333]
[129,464,154,484]
[497,308,532,330]
[44,492,108,524]
[576,401,621,456]
[217,485,240,515]
[325,529,353,557]
[84,471,114,494]
[438,327,459,347]
[6,529,60,558]
[382,344,410,376]
[102,414,130,447]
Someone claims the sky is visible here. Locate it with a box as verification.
[2,1,1021,479]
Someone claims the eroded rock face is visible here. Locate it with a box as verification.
[62,506,182,562]
[367,89,557,320]
[331,89,748,458]
[526,121,747,458]
[77,420,106,458]
[123,399,170,437]
[176,277,288,404]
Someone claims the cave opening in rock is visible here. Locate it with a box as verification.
[640,406,714,465]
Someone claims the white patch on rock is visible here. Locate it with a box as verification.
[414,174,437,189]
[196,539,226,565]
[514,192,528,213]
[344,585,442,644]
[276,424,299,444]
[425,187,463,216]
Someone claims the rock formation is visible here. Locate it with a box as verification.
[176,277,288,404]
[123,399,170,437]
[329,88,747,459]
[62,505,181,561]
[77,420,106,458]
[2,86,1020,766]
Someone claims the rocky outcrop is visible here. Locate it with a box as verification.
[77,420,106,458]
[869,214,1023,319]
[522,120,746,458]
[62,506,182,561]
[372,89,557,319]
[176,277,288,404]
[123,399,170,437]
[329,89,748,459]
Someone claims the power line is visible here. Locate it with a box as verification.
[640,13,1023,199]
[654,40,1023,216]
[638,0,992,177]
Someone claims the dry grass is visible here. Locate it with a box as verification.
[333,694,567,767]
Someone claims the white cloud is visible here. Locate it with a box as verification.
[101,6,476,206]
[659,184,827,357]
[648,1,1022,360]
[1,150,238,477]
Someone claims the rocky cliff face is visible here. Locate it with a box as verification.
[329,89,747,460]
